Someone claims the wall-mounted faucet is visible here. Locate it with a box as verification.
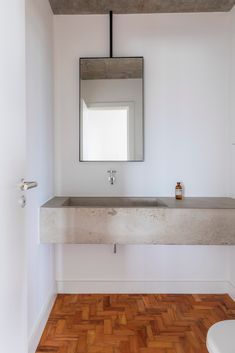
[107,170,116,185]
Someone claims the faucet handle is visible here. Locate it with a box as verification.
[107,170,116,174]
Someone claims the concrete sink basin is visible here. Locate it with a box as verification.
[63,197,168,208]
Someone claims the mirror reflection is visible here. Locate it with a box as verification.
[79,57,144,161]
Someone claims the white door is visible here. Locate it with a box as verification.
[0,1,27,353]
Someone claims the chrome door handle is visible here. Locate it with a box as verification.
[20,178,38,191]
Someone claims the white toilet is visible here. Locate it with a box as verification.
[207,320,235,353]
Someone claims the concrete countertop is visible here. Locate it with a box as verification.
[159,197,235,209]
[40,196,235,245]
[42,196,235,209]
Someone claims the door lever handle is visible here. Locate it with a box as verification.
[20,178,38,191]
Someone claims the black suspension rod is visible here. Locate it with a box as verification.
[109,11,113,58]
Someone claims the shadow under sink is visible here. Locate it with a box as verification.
[63,197,168,208]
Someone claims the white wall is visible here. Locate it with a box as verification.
[26,0,55,351]
[54,13,233,294]
[230,7,235,197]
[54,13,231,197]
[56,245,231,294]
[228,7,235,299]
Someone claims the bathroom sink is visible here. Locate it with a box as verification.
[41,197,235,244]
[62,197,168,208]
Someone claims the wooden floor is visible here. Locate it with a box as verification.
[36,294,235,353]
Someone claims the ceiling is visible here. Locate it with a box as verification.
[49,0,235,15]
[80,58,143,80]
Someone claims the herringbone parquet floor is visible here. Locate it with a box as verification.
[36,294,235,353]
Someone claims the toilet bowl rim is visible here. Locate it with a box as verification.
[207,320,235,353]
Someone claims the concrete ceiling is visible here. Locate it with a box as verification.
[49,0,235,15]
[80,58,143,80]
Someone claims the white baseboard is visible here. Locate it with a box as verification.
[228,281,235,301]
[28,290,57,353]
[57,280,234,296]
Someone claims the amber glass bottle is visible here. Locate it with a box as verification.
[175,182,183,200]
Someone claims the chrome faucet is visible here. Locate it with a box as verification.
[107,170,116,185]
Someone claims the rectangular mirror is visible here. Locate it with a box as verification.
[79,57,144,161]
